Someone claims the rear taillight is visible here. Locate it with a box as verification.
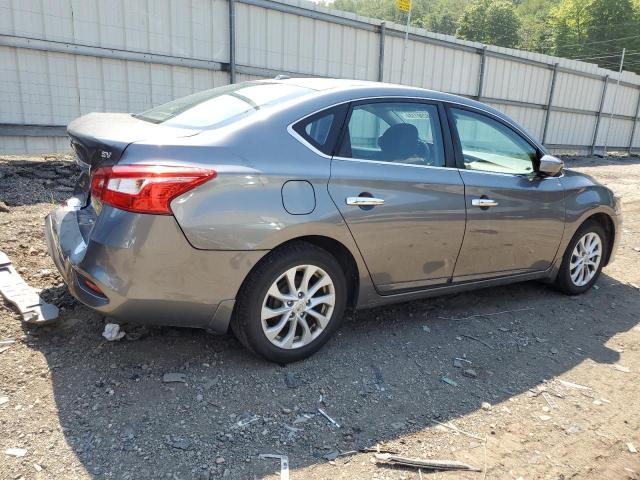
[90,165,216,215]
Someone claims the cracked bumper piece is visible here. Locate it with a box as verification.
[44,204,267,332]
[0,251,59,324]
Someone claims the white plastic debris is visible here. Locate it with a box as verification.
[102,323,125,341]
[5,448,27,457]
[0,251,58,324]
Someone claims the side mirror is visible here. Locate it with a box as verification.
[538,154,564,176]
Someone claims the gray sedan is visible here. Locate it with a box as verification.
[45,78,621,363]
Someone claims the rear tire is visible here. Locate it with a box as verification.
[554,220,607,295]
[231,241,347,363]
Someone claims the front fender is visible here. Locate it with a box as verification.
[550,174,621,279]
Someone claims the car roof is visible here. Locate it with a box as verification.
[263,77,485,110]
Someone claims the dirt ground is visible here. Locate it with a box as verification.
[0,154,639,480]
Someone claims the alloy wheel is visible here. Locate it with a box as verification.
[260,264,336,349]
[569,232,602,287]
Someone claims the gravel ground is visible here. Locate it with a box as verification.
[1,154,639,480]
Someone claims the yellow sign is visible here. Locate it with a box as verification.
[396,0,411,12]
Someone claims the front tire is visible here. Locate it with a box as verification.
[232,242,347,363]
[554,220,607,295]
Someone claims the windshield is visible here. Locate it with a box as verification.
[135,82,314,129]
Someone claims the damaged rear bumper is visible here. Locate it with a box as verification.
[44,202,267,332]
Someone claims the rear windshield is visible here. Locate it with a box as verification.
[135,82,314,129]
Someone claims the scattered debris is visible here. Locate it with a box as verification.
[318,408,341,428]
[0,251,59,324]
[432,420,484,441]
[4,448,27,457]
[628,443,637,454]
[391,421,406,430]
[102,323,125,341]
[361,445,400,455]
[371,364,384,384]
[460,334,494,350]
[542,392,556,409]
[124,325,149,341]
[441,376,458,387]
[565,424,582,434]
[0,339,16,345]
[284,372,303,389]
[422,325,431,333]
[164,435,191,450]
[232,412,260,429]
[0,201,10,213]
[614,364,631,373]
[292,414,314,425]
[259,454,289,480]
[453,357,472,368]
[558,380,591,390]
[162,373,187,383]
[442,307,533,321]
[374,453,480,472]
[0,396,8,405]
[550,347,559,355]
[323,450,340,461]
[539,415,551,421]
[463,368,478,378]
[481,402,492,411]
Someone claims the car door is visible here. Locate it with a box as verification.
[328,99,467,293]
[447,106,565,281]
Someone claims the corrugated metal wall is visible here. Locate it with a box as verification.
[1,0,640,154]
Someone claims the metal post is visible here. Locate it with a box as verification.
[400,3,412,84]
[628,90,640,156]
[378,22,386,82]
[476,46,487,100]
[591,75,609,156]
[541,63,559,146]
[228,0,236,84]
[603,48,625,156]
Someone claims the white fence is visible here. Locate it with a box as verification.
[1,0,640,154]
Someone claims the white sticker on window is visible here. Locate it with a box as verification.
[399,111,430,120]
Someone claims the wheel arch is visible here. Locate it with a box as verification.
[582,212,616,266]
[235,235,361,314]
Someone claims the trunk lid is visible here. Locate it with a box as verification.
[67,113,199,206]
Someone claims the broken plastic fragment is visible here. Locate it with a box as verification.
[102,323,125,341]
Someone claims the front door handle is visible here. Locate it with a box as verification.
[346,196,385,206]
[472,198,499,207]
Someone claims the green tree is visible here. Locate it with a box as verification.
[516,0,556,52]
[456,0,522,47]
[549,0,591,57]
[583,0,639,69]
[419,0,471,35]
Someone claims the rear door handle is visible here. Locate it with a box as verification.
[346,196,385,206]
[472,198,498,207]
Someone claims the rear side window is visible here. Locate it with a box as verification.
[337,102,445,167]
[136,82,314,129]
[292,104,348,155]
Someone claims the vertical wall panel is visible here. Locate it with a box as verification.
[483,57,551,104]
[486,104,545,139]
[545,112,597,146]
[0,46,24,123]
[553,72,603,112]
[596,117,633,147]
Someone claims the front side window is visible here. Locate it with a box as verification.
[136,82,314,129]
[451,108,537,175]
[338,102,445,167]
